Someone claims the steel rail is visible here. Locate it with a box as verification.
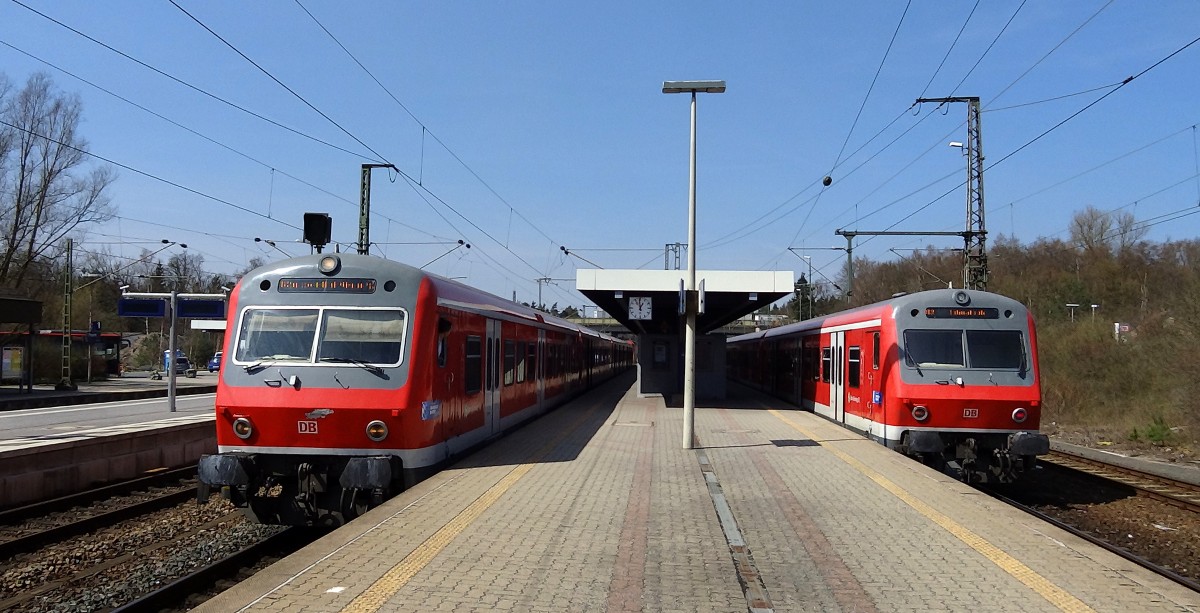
[0,487,199,559]
[111,527,316,613]
[1042,450,1200,514]
[0,465,198,523]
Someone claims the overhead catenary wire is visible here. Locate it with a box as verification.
[0,118,302,232]
[828,31,1200,258]
[0,39,451,243]
[796,3,1116,252]
[173,1,585,283]
[9,0,378,162]
[168,0,391,165]
[292,0,565,250]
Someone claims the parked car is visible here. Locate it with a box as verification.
[163,350,191,374]
[208,351,222,372]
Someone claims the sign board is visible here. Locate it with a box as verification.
[2,346,23,379]
[176,299,226,319]
[118,298,166,318]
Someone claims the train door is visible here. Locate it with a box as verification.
[830,330,846,423]
[866,330,882,438]
[485,319,501,436]
[537,331,546,410]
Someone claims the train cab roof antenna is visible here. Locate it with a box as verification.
[304,212,332,254]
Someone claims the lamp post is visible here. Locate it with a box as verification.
[1066,303,1079,322]
[1090,303,1099,321]
[663,79,725,450]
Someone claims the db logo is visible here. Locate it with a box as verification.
[298,421,319,434]
[962,408,979,418]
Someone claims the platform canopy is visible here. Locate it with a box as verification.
[576,269,794,335]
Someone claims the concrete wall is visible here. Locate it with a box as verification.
[0,422,215,507]
[636,333,726,400]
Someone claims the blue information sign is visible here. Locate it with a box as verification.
[176,299,226,319]
[117,298,166,318]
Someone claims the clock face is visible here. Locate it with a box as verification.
[628,297,652,320]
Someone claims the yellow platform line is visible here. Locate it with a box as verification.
[341,403,603,613]
[770,409,1096,613]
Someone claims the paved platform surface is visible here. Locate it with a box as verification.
[0,370,216,411]
[195,376,1200,613]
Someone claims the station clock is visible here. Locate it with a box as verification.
[628,296,653,320]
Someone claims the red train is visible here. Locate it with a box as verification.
[198,252,632,525]
[728,288,1048,483]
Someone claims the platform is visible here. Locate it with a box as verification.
[194,376,1199,613]
[0,374,217,507]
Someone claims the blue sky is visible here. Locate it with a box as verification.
[2,1,1198,310]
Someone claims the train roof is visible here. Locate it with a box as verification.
[728,288,1029,343]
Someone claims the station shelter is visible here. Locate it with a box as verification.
[576,269,793,400]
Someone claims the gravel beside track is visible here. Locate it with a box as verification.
[0,497,285,612]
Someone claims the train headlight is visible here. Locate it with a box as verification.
[1012,407,1028,423]
[366,420,388,442]
[911,405,929,422]
[233,417,254,439]
[318,255,341,275]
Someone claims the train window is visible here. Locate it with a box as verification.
[317,309,405,365]
[872,333,880,369]
[966,330,1025,369]
[903,330,964,367]
[820,347,831,383]
[516,342,526,383]
[465,336,482,394]
[848,346,861,388]
[529,343,539,380]
[504,340,516,386]
[235,308,319,362]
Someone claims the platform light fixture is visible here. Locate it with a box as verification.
[662,79,726,450]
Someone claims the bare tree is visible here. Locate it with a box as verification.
[1112,210,1148,252]
[1069,205,1113,253]
[165,251,206,291]
[0,72,115,290]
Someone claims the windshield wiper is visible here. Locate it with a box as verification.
[243,354,306,373]
[320,356,384,375]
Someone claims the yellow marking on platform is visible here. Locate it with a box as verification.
[341,401,605,613]
[770,409,1097,613]
[340,462,535,613]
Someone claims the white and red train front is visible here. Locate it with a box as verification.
[730,288,1048,483]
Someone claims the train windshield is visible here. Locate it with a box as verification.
[903,329,1025,369]
[234,307,407,365]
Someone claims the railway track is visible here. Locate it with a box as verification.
[0,467,200,559]
[111,527,316,613]
[987,448,1200,593]
[0,490,297,612]
[1041,449,1200,514]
